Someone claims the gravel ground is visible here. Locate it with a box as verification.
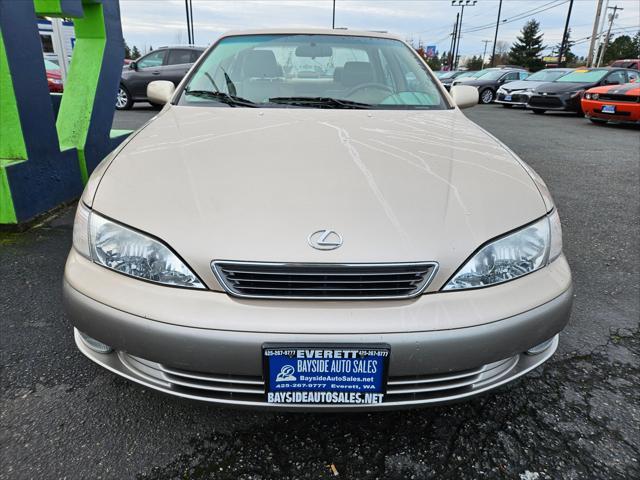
[1,104,638,479]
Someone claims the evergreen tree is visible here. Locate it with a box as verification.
[466,55,484,70]
[131,45,141,59]
[508,19,545,71]
[602,33,640,64]
[124,39,131,59]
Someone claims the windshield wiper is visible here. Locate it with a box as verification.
[268,96,373,109]
[184,89,256,107]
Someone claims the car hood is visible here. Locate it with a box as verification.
[93,106,547,290]
[535,81,596,94]
[586,82,640,96]
[500,80,548,92]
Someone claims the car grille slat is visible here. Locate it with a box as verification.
[598,93,639,103]
[212,261,438,299]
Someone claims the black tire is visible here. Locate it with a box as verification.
[589,118,607,125]
[479,88,495,104]
[116,85,132,110]
[502,103,513,108]
[148,101,163,109]
[532,109,546,115]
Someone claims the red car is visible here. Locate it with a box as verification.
[582,82,640,125]
[44,59,64,93]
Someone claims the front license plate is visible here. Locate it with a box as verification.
[505,95,512,101]
[602,105,616,114]
[263,345,390,405]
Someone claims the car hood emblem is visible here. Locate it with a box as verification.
[308,229,343,250]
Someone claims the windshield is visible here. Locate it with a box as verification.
[475,70,508,81]
[179,34,448,109]
[555,69,608,83]
[526,69,572,81]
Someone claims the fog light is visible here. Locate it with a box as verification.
[79,331,113,354]
[526,338,554,355]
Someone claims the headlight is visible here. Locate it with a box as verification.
[443,210,562,291]
[72,203,205,289]
[569,90,584,98]
[584,93,591,99]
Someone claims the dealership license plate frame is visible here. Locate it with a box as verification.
[505,95,512,101]
[601,105,616,114]
[263,344,390,405]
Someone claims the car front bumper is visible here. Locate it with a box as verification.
[527,93,581,112]
[495,91,530,106]
[582,99,640,124]
[63,251,573,410]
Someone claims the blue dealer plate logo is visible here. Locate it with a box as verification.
[264,346,389,405]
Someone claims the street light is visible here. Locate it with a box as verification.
[451,0,477,70]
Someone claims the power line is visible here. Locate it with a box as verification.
[463,0,568,35]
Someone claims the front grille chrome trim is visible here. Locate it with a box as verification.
[211,261,439,300]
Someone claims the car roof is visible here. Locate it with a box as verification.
[219,28,404,41]
[157,45,207,50]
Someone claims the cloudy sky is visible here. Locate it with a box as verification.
[120,0,639,58]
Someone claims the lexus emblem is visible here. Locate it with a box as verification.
[308,229,343,250]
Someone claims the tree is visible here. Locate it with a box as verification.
[508,19,545,71]
[465,55,484,70]
[555,28,575,65]
[124,39,131,60]
[489,40,510,66]
[602,33,640,64]
[131,45,141,59]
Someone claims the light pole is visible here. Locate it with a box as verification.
[332,0,336,29]
[490,0,502,67]
[451,0,477,70]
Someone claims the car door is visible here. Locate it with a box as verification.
[129,49,168,98]
[601,70,626,86]
[162,49,197,87]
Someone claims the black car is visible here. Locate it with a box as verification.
[437,70,478,91]
[527,67,640,115]
[117,45,206,110]
[452,67,529,104]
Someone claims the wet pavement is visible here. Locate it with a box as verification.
[1,105,638,479]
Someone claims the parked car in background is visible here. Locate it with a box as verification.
[117,45,206,110]
[438,70,477,90]
[495,68,573,108]
[66,29,572,410]
[582,82,640,125]
[527,68,639,115]
[454,67,529,104]
[44,58,63,93]
[610,59,640,70]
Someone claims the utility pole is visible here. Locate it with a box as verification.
[451,0,477,70]
[597,5,623,67]
[448,13,459,70]
[593,0,609,66]
[557,0,574,67]
[586,0,604,66]
[189,0,195,44]
[332,0,336,29]
[490,0,503,67]
[481,40,491,67]
[184,0,191,44]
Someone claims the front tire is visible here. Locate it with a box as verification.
[116,85,132,110]
[502,103,513,108]
[532,109,546,115]
[479,88,495,104]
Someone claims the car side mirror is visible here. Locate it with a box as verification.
[129,61,137,71]
[147,80,175,105]
[450,85,478,109]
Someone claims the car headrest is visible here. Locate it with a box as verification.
[341,61,373,87]
[333,66,344,83]
[242,50,283,78]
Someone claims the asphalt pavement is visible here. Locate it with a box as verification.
[1,104,638,479]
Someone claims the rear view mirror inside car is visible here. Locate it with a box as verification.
[295,44,333,58]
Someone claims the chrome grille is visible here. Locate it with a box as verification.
[211,261,438,300]
[529,95,563,108]
[119,352,518,405]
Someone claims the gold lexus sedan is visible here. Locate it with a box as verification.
[64,29,572,410]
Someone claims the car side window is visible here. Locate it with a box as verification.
[604,70,626,85]
[137,50,166,69]
[190,50,203,63]
[167,49,193,66]
[503,72,519,82]
[519,72,529,80]
[627,70,639,83]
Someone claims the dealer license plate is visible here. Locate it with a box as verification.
[505,95,512,101]
[602,105,616,114]
[263,345,390,405]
